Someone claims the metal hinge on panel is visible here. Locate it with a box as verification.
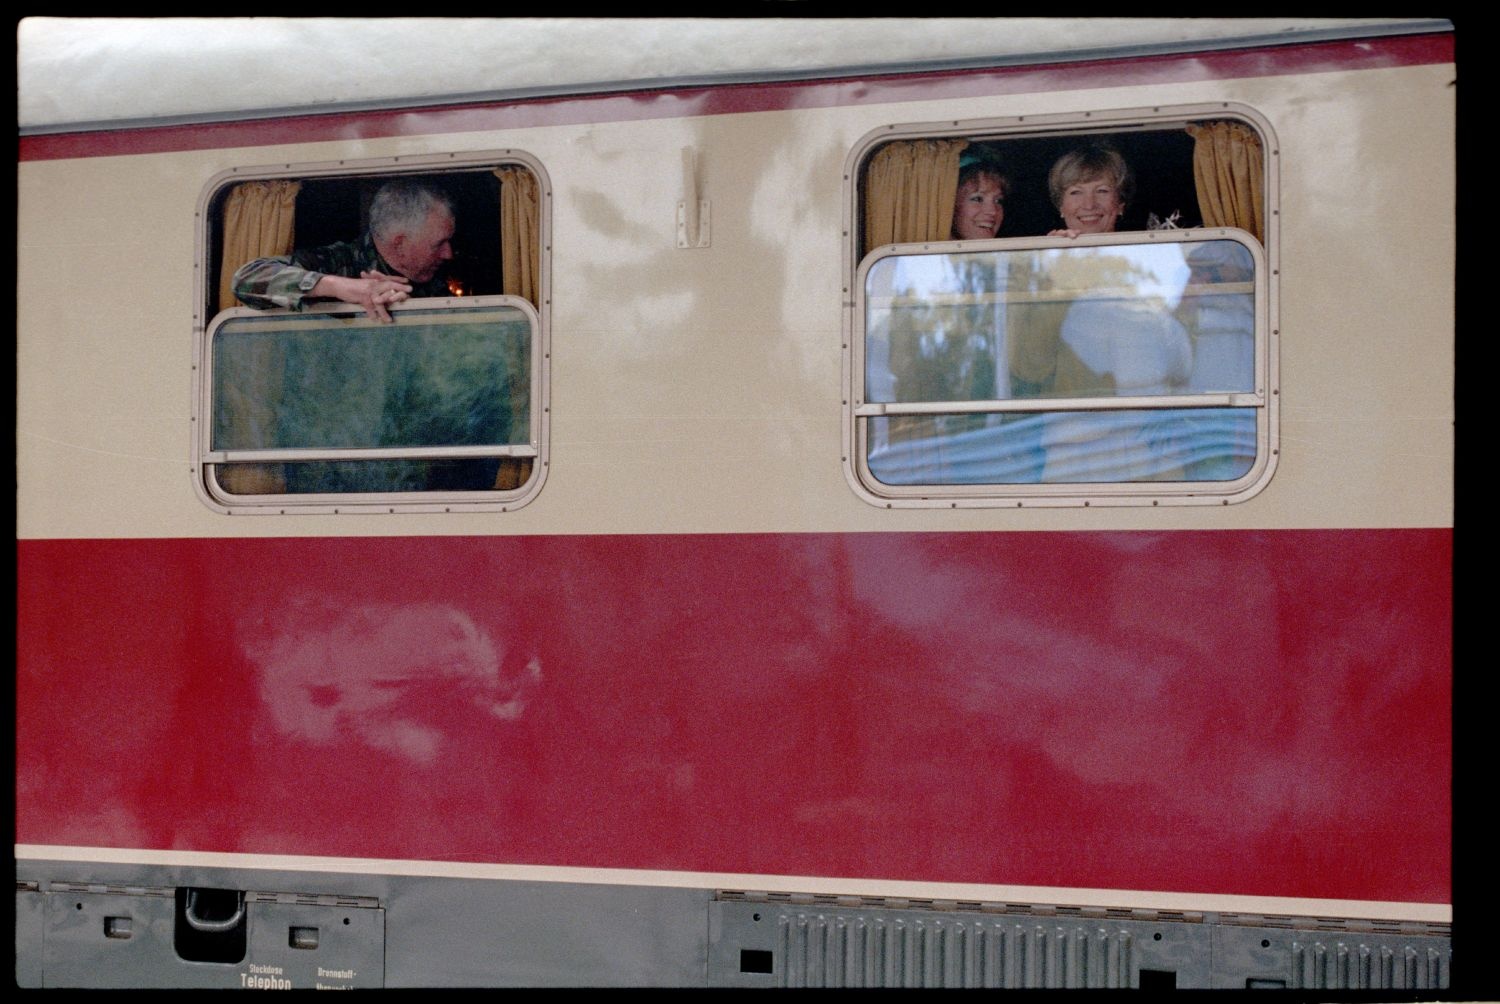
[677,200,710,248]
[48,881,174,898]
[1218,912,1451,938]
[245,891,381,909]
[678,146,710,248]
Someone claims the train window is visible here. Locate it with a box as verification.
[202,299,537,503]
[844,105,1278,507]
[193,151,550,513]
[859,233,1262,489]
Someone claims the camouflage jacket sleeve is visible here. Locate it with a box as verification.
[231,237,382,311]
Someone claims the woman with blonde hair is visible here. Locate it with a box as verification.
[1046,142,1133,236]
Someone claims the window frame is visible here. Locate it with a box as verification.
[192,149,551,515]
[841,102,1280,508]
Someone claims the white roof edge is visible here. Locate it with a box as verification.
[18,18,1452,135]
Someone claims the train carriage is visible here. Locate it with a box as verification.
[16,18,1454,989]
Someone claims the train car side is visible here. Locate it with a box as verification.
[16,30,1454,988]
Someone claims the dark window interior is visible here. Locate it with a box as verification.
[208,170,504,312]
[862,127,1202,247]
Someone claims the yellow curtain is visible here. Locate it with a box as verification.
[493,167,542,490]
[215,180,300,496]
[217,460,286,496]
[1187,122,1264,244]
[215,331,288,496]
[217,180,301,313]
[862,139,969,256]
[495,166,541,306]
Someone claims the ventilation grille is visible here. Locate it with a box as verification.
[713,893,1451,989]
[773,912,1136,988]
[1289,939,1449,990]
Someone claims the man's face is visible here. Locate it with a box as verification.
[389,207,456,282]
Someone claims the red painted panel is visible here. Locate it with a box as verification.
[16,528,1450,904]
[20,34,1453,162]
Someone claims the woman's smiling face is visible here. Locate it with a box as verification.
[1058,174,1124,234]
[952,174,1006,240]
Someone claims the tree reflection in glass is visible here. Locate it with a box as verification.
[864,239,1256,485]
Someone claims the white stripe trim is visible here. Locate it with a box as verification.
[16,844,1449,924]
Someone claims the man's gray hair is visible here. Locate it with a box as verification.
[369,180,454,241]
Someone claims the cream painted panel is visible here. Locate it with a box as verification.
[17,62,1451,540]
[1270,66,1454,530]
[19,158,202,535]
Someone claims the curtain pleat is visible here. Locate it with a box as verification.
[1187,122,1264,244]
[862,139,969,255]
[217,180,300,495]
[493,166,542,489]
[495,166,540,306]
[218,180,301,313]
